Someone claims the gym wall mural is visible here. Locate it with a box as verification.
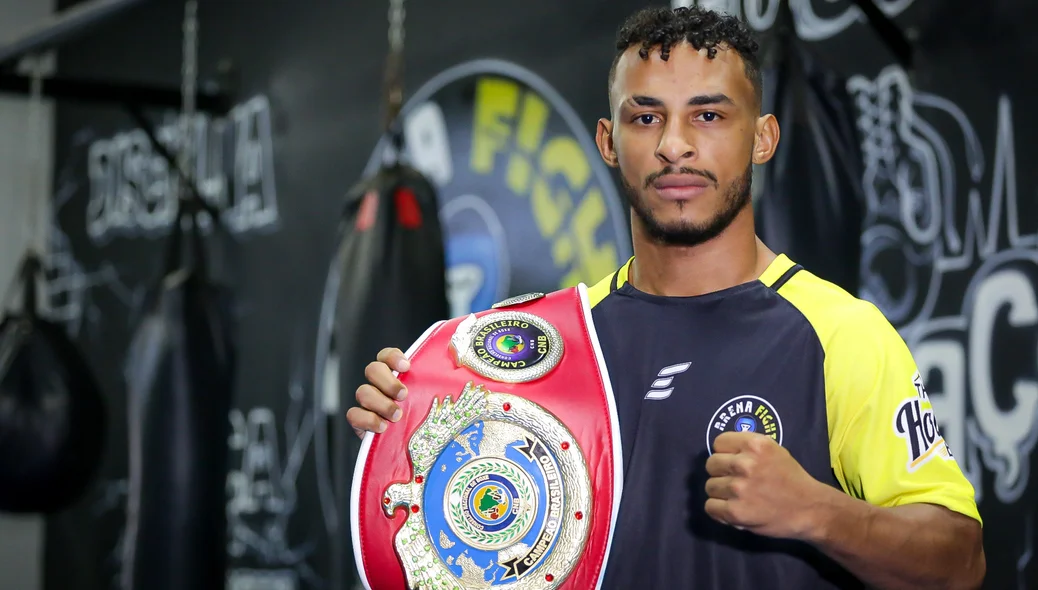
[37,1,1038,590]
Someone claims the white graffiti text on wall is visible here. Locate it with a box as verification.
[673,0,916,41]
[226,375,320,587]
[850,64,1038,506]
[85,95,279,242]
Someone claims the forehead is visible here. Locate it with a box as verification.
[611,42,752,105]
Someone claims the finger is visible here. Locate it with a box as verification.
[376,347,411,374]
[705,453,737,477]
[356,383,402,422]
[704,476,738,500]
[365,360,408,401]
[704,498,732,525]
[712,431,755,454]
[346,406,387,435]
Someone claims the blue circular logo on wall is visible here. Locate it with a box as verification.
[363,59,632,316]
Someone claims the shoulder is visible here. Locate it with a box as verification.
[776,265,905,359]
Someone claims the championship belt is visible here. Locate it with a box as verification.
[351,285,622,590]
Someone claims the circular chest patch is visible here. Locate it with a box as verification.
[706,395,784,455]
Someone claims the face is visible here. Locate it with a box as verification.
[596,42,779,246]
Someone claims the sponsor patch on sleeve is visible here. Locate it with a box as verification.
[893,372,954,472]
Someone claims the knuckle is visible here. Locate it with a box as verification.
[734,457,755,476]
[730,479,746,498]
[356,385,386,409]
[748,435,771,453]
[364,361,380,380]
[727,505,743,524]
[346,407,371,427]
[354,384,370,403]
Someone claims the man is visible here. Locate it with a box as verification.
[348,6,985,589]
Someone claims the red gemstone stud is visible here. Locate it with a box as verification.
[560,441,570,450]
[545,574,554,582]
[574,511,583,520]
[411,504,420,513]
[502,402,512,411]
[415,475,424,484]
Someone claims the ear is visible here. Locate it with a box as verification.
[751,114,780,165]
[596,118,619,168]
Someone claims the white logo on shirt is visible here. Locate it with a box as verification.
[893,371,953,472]
[644,362,692,401]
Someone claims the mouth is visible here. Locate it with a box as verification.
[651,175,712,201]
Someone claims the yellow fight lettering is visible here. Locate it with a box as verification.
[754,405,778,437]
[471,78,520,174]
[469,76,616,289]
[506,93,549,194]
[529,176,569,241]
[532,137,584,240]
[536,335,548,355]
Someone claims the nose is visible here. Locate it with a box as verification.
[655,120,695,164]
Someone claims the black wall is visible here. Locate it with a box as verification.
[43,1,1038,589]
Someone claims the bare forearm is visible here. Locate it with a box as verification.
[802,488,985,590]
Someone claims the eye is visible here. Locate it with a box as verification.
[697,112,722,123]
[634,114,660,125]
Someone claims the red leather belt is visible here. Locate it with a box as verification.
[351,285,622,589]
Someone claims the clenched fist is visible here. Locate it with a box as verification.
[704,431,833,541]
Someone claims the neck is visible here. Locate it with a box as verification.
[629,206,776,297]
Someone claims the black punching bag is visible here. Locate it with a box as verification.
[755,33,865,294]
[0,253,107,514]
[332,132,450,588]
[121,204,236,590]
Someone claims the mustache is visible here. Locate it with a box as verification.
[644,167,718,189]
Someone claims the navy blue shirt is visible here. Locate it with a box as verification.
[586,255,978,589]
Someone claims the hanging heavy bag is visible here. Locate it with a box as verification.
[121,203,236,590]
[0,253,107,514]
[330,132,450,590]
[754,24,866,295]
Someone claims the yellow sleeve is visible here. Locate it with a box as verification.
[825,301,982,524]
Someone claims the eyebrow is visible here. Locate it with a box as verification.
[628,93,736,108]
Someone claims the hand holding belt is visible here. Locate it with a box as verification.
[351,285,622,589]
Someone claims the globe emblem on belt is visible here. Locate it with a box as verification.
[473,482,509,523]
[492,333,525,359]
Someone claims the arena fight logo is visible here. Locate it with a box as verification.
[706,395,784,455]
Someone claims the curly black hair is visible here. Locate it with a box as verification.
[609,6,762,109]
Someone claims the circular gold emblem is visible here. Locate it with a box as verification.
[450,311,563,383]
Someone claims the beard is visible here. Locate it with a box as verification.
[620,163,753,247]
